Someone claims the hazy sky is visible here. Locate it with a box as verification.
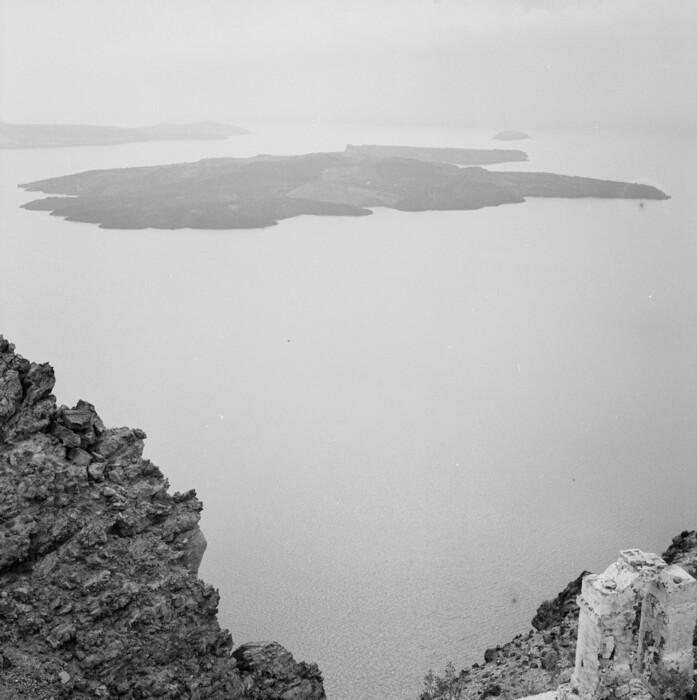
[1,0,696,128]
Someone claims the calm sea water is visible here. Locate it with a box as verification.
[1,124,696,700]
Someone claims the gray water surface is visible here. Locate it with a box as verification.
[1,124,696,700]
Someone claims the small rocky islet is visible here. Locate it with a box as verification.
[18,144,669,230]
[492,130,531,141]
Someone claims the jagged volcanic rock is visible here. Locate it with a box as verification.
[0,336,325,699]
[530,571,587,632]
[232,643,325,700]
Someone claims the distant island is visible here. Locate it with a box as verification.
[0,121,249,149]
[492,130,531,141]
[19,145,669,230]
[345,143,528,165]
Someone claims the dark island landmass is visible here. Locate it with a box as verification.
[0,336,324,699]
[0,121,249,149]
[491,130,531,141]
[18,145,669,230]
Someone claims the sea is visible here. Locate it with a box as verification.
[1,122,696,700]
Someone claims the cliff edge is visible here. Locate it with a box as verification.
[0,336,324,700]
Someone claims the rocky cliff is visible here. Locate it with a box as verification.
[0,336,324,700]
[420,534,697,699]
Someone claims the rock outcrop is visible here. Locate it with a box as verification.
[0,336,324,699]
[232,644,325,700]
[531,572,588,633]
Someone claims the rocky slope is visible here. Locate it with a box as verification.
[18,147,669,230]
[420,532,697,700]
[0,336,324,700]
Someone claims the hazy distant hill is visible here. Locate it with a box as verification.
[0,121,249,149]
[346,143,528,165]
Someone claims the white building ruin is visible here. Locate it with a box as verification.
[524,549,697,700]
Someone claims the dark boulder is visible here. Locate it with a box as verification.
[531,571,588,631]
